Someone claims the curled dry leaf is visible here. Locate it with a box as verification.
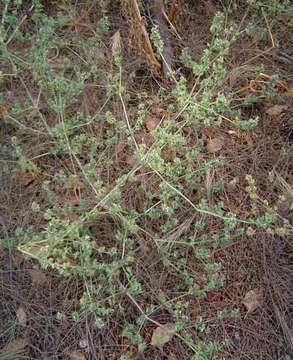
[242,288,263,314]
[20,171,37,186]
[68,350,86,360]
[145,115,160,132]
[151,323,176,347]
[3,336,30,353]
[16,307,27,326]
[207,137,224,153]
[266,105,287,116]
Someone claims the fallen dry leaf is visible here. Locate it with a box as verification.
[207,137,224,153]
[20,171,37,186]
[16,307,27,326]
[151,323,176,347]
[207,291,221,302]
[226,177,239,192]
[0,103,8,117]
[68,350,86,360]
[3,336,30,353]
[111,30,121,56]
[266,105,287,116]
[243,288,263,314]
[205,0,217,18]
[279,11,293,24]
[29,268,47,285]
[145,115,160,132]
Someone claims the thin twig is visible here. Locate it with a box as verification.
[152,168,254,225]
[261,7,275,48]
[119,281,162,327]
[162,8,182,40]
[120,94,139,151]
[6,5,34,45]
[19,77,52,134]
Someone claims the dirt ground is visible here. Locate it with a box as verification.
[0,1,292,359]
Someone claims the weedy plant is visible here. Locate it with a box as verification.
[1,1,292,358]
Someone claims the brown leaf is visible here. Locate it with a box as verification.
[242,288,263,314]
[29,268,47,285]
[68,350,86,360]
[207,137,224,153]
[205,0,217,18]
[0,103,8,117]
[16,307,27,326]
[20,171,37,187]
[111,30,121,56]
[151,323,176,347]
[3,336,30,353]
[226,177,239,192]
[145,115,160,132]
[279,11,293,24]
[266,105,287,116]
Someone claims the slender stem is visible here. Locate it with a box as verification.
[152,168,254,225]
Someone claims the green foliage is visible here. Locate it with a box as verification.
[151,25,164,56]
[246,0,289,16]
[244,0,292,42]
[1,2,291,358]
[122,324,146,352]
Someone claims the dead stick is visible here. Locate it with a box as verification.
[150,0,175,78]
[129,0,161,70]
